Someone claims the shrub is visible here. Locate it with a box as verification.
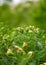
[0,25,46,65]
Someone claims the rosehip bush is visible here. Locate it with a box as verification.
[0,25,46,65]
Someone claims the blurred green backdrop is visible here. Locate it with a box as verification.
[0,0,46,29]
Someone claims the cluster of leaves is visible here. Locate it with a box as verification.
[0,25,46,65]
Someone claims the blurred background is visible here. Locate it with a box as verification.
[0,0,46,29]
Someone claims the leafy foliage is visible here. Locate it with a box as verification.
[0,25,46,65]
[0,0,46,65]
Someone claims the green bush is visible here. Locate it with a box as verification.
[0,25,46,65]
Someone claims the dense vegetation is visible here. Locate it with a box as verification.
[0,0,46,65]
[0,26,46,65]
